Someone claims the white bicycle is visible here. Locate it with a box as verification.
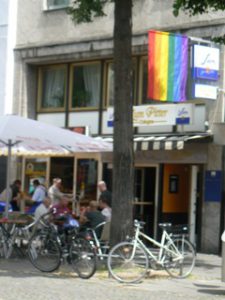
[107,220,196,283]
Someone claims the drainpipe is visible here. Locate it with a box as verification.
[221,145,225,282]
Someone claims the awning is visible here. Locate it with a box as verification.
[95,133,213,151]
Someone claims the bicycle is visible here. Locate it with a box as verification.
[0,214,35,259]
[27,211,97,279]
[85,221,110,258]
[107,220,196,283]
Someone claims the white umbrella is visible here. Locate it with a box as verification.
[0,114,112,216]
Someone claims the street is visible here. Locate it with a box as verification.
[0,253,224,300]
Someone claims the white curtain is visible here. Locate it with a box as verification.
[108,64,114,106]
[83,64,100,107]
[43,68,65,108]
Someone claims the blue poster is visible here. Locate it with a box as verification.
[204,171,222,202]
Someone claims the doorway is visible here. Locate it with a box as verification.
[133,167,157,237]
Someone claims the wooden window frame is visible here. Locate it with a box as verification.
[104,58,138,108]
[138,56,148,105]
[69,61,101,112]
[37,64,67,113]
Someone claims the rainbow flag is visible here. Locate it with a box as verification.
[148,30,188,102]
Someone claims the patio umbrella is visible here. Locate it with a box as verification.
[0,114,112,216]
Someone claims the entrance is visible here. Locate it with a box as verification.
[133,167,157,237]
[162,164,200,247]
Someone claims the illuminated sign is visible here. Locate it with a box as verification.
[194,84,218,100]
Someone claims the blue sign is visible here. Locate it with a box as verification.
[193,68,219,81]
[204,171,222,202]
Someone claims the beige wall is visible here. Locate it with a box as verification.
[16,0,225,48]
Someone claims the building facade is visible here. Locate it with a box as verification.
[13,0,225,253]
[0,0,17,191]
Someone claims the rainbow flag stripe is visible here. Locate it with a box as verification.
[148,30,188,102]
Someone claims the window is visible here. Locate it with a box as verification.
[38,65,67,111]
[105,60,137,107]
[44,0,70,10]
[70,62,101,109]
[139,57,148,104]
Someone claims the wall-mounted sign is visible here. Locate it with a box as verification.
[107,104,193,127]
[194,83,218,100]
[204,170,222,202]
[193,45,220,81]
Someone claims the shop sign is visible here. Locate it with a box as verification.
[193,45,220,80]
[107,104,193,127]
[194,83,218,100]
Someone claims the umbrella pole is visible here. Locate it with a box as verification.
[5,140,12,218]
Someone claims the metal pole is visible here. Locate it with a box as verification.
[5,139,12,218]
[222,231,225,282]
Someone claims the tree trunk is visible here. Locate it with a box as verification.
[110,0,134,246]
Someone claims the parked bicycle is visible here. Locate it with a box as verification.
[85,221,110,262]
[0,214,35,259]
[107,220,196,283]
[27,210,97,279]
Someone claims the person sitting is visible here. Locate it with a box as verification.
[48,178,64,205]
[80,200,106,238]
[52,196,79,232]
[34,197,52,221]
[99,195,112,222]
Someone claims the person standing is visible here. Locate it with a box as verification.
[27,179,47,213]
[97,181,112,207]
[99,196,112,222]
[10,179,22,211]
[48,178,63,204]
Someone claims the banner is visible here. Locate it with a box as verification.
[148,30,188,102]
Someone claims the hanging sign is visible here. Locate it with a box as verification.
[193,45,220,81]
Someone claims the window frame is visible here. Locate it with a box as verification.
[138,56,148,105]
[104,58,138,108]
[69,61,102,112]
[37,64,67,113]
[43,0,70,11]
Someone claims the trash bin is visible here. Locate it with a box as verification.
[221,231,225,282]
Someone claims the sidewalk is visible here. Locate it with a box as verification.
[0,252,224,300]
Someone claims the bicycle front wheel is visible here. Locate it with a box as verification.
[107,241,149,283]
[164,238,195,278]
[70,237,97,279]
[28,232,61,272]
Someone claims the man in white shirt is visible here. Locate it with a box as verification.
[99,196,112,222]
[32,180,47,203]
[34,197,51,227]
[27,179,47,214]
[48,178,63,204]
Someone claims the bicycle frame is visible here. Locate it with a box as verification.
[131,224,183,265]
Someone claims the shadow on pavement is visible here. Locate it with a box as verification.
[195,260,221,269]
[194,283,225,296]
[197,289,225,296]
[0,257,80,280]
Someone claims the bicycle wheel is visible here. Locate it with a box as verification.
[28,232,61,272]
[70,237,97,279]
[164,238,195,278]
[107,241,149,283]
